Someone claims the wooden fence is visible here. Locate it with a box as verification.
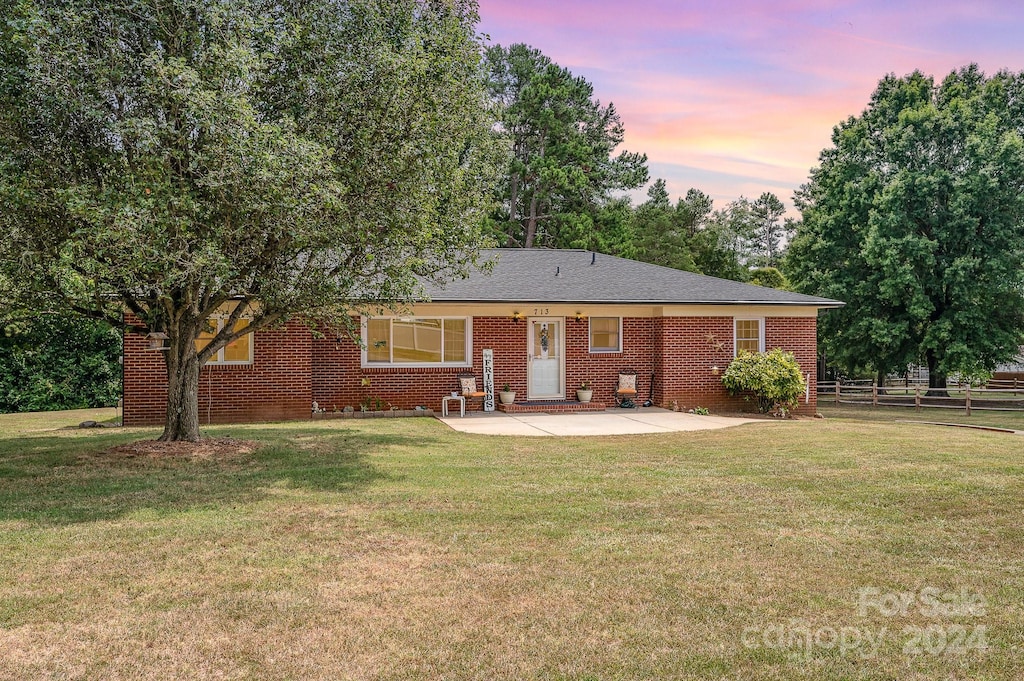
[818,381,1024,415]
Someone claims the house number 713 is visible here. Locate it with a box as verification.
[533,308,549,315]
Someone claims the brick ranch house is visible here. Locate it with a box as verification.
[122,249,843,425]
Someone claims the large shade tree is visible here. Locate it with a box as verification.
[788,65,1024,391]
[484,43,647,248]
[0,0,501,440]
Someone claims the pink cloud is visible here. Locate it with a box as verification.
[477,0,1024,210]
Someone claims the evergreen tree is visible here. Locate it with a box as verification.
[749,192,789,267]
[485,43,647,248]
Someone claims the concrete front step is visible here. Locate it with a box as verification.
[497,400,606,414]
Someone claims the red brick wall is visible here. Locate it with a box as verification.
[766,316,818,414]
[310,318,509,413]
[122,318,312,426]
[311,317,656,412]
[655,315,818,415]
[565,317,656,404]
[655,316,737,411]
[123,312,820,424]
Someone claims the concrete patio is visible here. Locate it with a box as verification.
[437,407,762,436]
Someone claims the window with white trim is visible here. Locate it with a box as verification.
[589,317,622,353]
[363,317,470,366]
[196,317,253,365]
[734,318,764,355]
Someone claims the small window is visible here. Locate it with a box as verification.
[734,318,764,355]
[364,317,470,366]
[590,317,621,353]
[196,317,253,365]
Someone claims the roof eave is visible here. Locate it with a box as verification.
[423,298,845,307]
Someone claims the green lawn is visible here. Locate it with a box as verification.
[819,401,1024,431]
[1,408,1022,680]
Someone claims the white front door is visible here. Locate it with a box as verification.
[527,318,564,400]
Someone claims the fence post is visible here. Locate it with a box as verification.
[872,382,878,407]
[965,384,971,417]
[835,382,840,405]
[915,386,921,411]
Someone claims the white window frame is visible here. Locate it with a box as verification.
[589,316,622,353]
[201,318,254,366]
[361,316,472,368]
[734,318,765,356]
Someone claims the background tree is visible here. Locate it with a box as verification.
[0,316,121,413]
[0,0,501,441]
[747,267,791,290]
[624,180,758,281]
[748,192,790,267]
[585,196,635,257]
[692,198,752,281]
[628,179,698,272]
[788,65,1024,392]
[485,43,647,248]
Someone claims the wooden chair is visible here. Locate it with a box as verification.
[614,369,638,408]
[457,373,488,409]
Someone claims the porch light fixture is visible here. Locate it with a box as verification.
[574,311,585,322]
[711,365,720,376]
[511,311,523,322]
[146,331,169,351]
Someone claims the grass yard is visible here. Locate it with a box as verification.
[819,402,1024,431]
[1,408,1022,680]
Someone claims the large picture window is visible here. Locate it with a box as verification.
[589,317,621,353]
[196,317,252,365]
[364,317,469,366]
[734,318,764,355]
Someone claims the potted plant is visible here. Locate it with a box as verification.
[499,382,516,405]
[577,380,593,403]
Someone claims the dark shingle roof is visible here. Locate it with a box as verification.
[421,249,842,307]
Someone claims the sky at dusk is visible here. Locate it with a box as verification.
[477,1,1024,214]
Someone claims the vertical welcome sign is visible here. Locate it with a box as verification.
[482,349,495,412]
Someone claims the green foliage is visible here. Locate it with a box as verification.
[485,43,648,248]
[788,65,1024,390]
[721,349,806,415]
[694,199,755,280]
[0,316,121,413]
[628,180,699,272]
[0,0,501,439]
[747,267,791,290]
[621,181,799,283]
[748,192,793,267]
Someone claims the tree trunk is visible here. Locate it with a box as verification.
[506,172,520,247]
[925,349,948,398]
[875,369,887,395]
[159,337,203,442]
[524,193,539,248]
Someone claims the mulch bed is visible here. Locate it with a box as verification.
[99,437,260,461]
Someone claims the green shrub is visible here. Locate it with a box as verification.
[721,348,805,415]
[0,316,121,413]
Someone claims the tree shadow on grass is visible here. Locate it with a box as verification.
[0,426,431,526]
